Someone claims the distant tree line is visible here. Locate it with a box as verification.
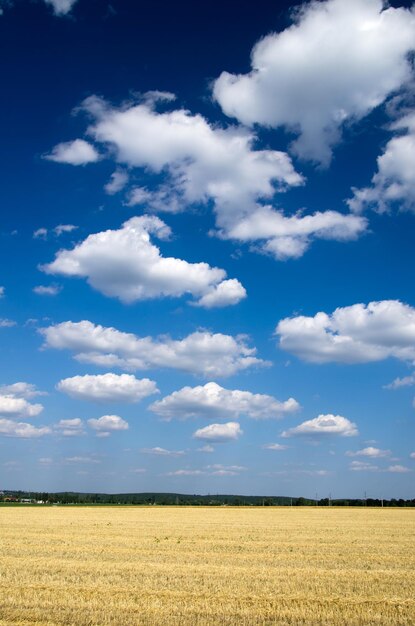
[0,491,414,507]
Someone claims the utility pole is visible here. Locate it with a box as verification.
[315,492,318,507]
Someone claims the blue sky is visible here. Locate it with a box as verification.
[1,0,414,498]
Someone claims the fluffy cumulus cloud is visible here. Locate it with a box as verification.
[54,418,85,437]
[40,320,266,377]
[82,94,302,221]
[0,382,45,399]
[57,373,158,403]
[276,300,415,364]
[150,381,299,420]
[281,414,358,438]
[45,139,99,165]
[0,419,51,438]
[192,421,243,442]
[50,91,372,259]
[87,414,129,436]
[42,215,246,307]
[43,0,78,16]
[0,395,43,419]
[349,113,415,213]
[224,205,367,260]
[213,0,415,165]
[346,446,390,458]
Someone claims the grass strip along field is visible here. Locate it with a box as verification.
[0,507,414,625]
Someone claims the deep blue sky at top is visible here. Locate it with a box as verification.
[0,0,414,498]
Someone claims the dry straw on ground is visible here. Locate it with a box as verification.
[0,506,414,625]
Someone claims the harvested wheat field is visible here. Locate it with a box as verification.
[0,506,414,625]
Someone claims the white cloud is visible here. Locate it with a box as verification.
[82,94,302,217]
[140,446,185,457]
[33,224,78,241]
[40,320,266,377]
[346,446,390,458]
[44,0,78,16]
[0,319,16,328]
[410,452,415,459]
[213,0,415,165]
[54,418,85,437]
[39,457,53,465]
[45,139,99,165]
[387,464,411,473]
[52,91,372,259]
[0,394,43,419]
[224,205,367,260]
[150,381,299,421]
[33,285,61,296]
[262,443,288,450]
[41,215,246,307]
[84,94,370,259]
[166,463,247,477]
[349,460,379,472]
[349,113,415,213]
[33,228,48,240]
[197,445,214,453]
[88,415,129,435]
[276,300,415,364]
[207,464,246,473]
[193,279,247,309]
[192,421,243,442]
[282,414,358,438]
[57,373,158,403]
[0,382,46,399]
[104,169,129,195]
[0,286,4,297]
[263,467,329,477]
[166,469,205,476]
[0,419,51,438]
[385,372,415,390]
[65,456,100,464]
[54,224,78,236]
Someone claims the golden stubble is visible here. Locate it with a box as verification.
[0,506,414,625]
